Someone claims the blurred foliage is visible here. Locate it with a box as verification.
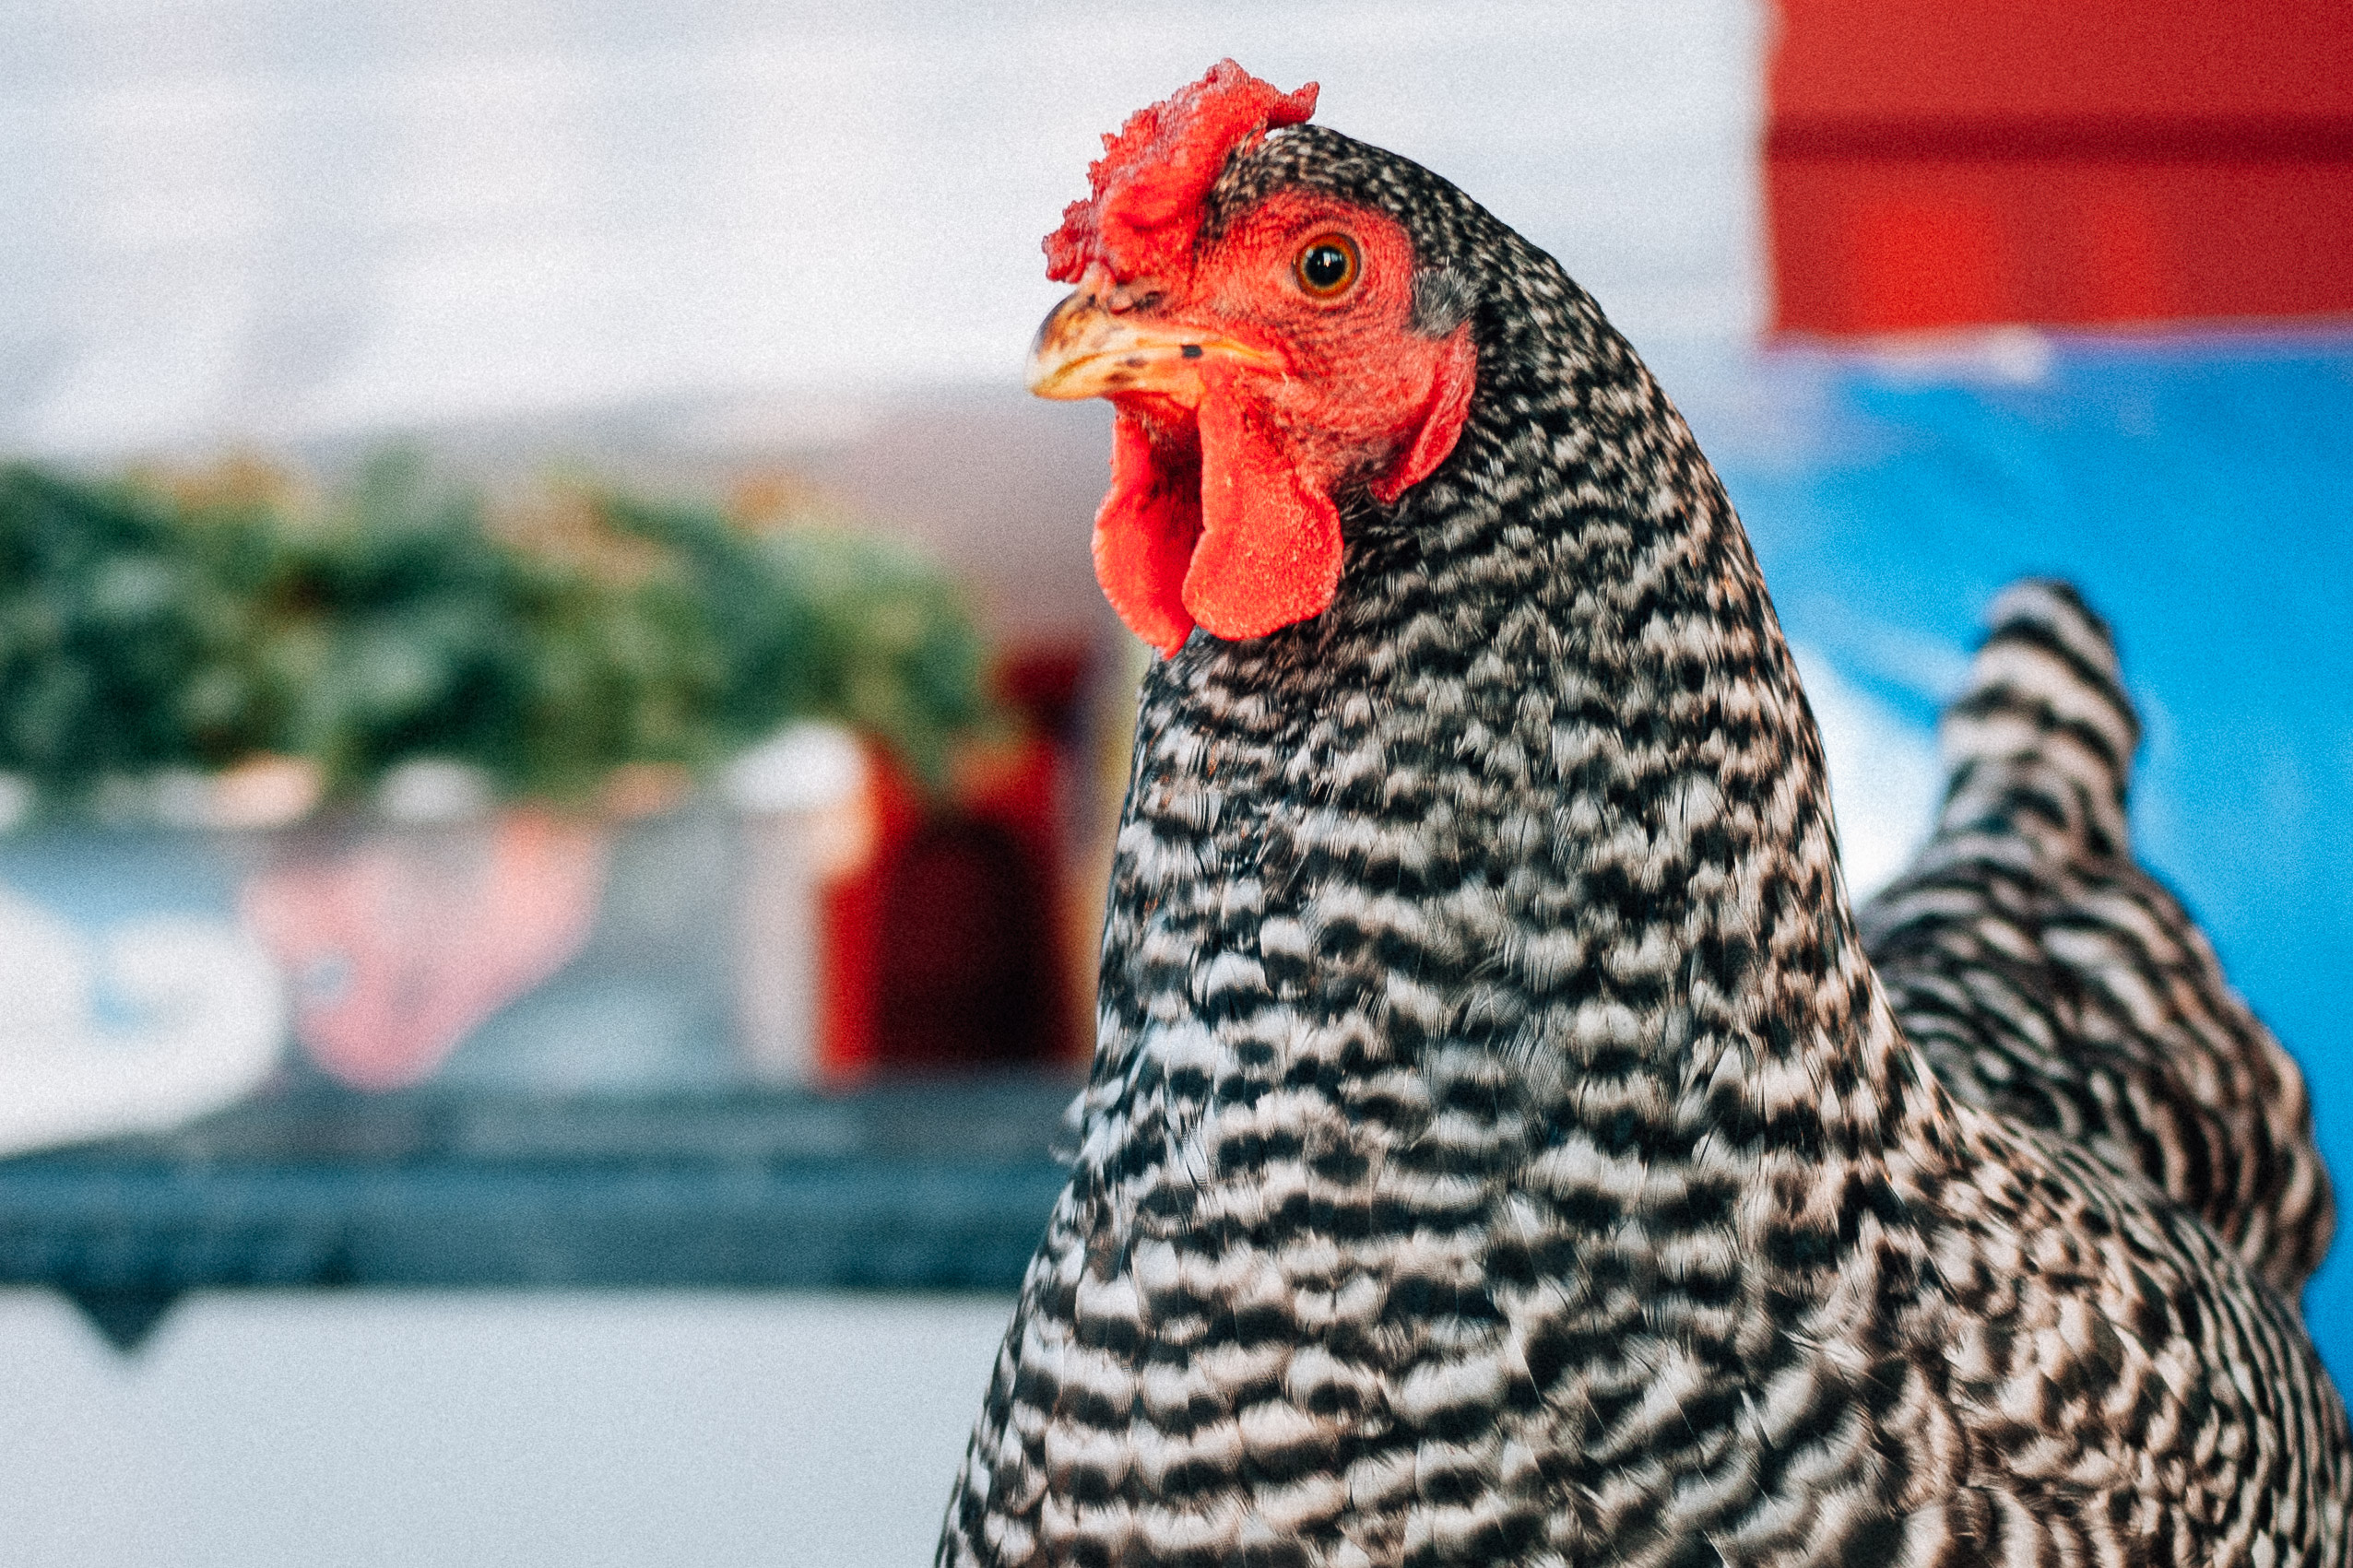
[0,454,991,810]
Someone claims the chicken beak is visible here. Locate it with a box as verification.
[1026,287,1275,405]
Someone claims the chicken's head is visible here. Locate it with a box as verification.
[1029,62,1477,654]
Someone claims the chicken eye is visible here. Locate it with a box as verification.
[1294,235,1361,299]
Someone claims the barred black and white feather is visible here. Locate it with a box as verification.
[1862,581,2335,1295]
[940,124,2350,1568]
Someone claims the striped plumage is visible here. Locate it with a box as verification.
[940,114,2351,1568]
[1862,582,2335,1298]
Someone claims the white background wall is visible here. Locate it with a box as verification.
[1,0,1768,460]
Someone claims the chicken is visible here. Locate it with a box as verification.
[1862,580,2335,1295]
[940,62,2351,1568]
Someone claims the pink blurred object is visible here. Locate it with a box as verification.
[242,808,611,1091]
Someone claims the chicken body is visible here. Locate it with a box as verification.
[940,99,2351,1568]
[1865,581,2335,1297]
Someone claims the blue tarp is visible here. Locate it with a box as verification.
[1686,327,2353,1369]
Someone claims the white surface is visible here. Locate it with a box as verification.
[373,760,500,827]
[0,892,286,1158]
[0,0,1768,459]
[722,724,868,817]
[0,1288,1015,1568]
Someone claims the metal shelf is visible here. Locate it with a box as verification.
[0,1075,1076,1350]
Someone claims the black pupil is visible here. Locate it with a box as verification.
[1302,244,1350,290]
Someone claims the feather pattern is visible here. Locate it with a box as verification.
[939,124,2350,1568]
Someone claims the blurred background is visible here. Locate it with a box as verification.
[0,1,2347,1563]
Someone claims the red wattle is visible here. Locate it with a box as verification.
[1092,408,1202,654]
[1183,377,1343,643]
[1090,328,1475,655]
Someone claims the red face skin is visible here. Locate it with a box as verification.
[1035,190,1477,654]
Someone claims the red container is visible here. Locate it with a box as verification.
[1768,0,2353,334]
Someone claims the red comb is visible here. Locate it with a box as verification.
[1045,61,1318,285]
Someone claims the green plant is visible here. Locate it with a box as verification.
[598,494,988,783]
[0,466,270,787]
[0,454,994,814]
